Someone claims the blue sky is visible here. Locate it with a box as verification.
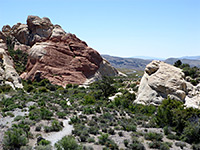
[0,0,199,58]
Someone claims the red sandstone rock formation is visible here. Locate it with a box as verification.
[22,34,103,86]
[0,15,118,87]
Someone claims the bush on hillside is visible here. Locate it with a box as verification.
[55,136,82,150]
[3,127,28,150]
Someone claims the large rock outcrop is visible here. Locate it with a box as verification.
[0,15,119,86]
[21,34,103,86]
[135,61,200,108]
[0,44,23,89]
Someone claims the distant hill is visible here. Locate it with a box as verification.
[102,55,151,70]
[131,56,165,60]
[180,56,200,60]
[102,55,200,70]
[165,58,200,68]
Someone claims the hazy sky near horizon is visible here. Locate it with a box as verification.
[0,0,199,58]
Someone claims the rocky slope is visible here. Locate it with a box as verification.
[0,43,23,89]
[135,60,200,108]
[0,16,118,87]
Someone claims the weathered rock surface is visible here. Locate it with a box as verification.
[0,15,119,86]
[27,15,54,46]
[0,46,23,89]
[135,61,200,107]
[21,34,103,86]
[12,23,30,45]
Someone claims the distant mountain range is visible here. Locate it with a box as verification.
[131,56,165,60]
[180,56,200,60]
[102,55,200,70]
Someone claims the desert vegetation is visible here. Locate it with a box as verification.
[174,60,200,85]
[0,70,199,150]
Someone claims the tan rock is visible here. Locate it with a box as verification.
[2,25,11,36]
[50,25,66,40]
[12,24,29,45]
[27,15,54,45]
[0,48,23,89]
[135,61,187,105]
[0,31,6,42]
[14,44,30,53]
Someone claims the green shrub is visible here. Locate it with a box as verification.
[181,122,200,144]
[69,116,81,124]
[56,112,67,119]
[55,136,82,150]
[35,145,52,150]
[88,137,95,143]
[124,139,129,147]
[108,128,115,135]
[25,85,34,93]
[44,126,51,133]
[6,112,15,117]
[166,133,179,140]
[155,97,184,128]
[163,126,171,135]
[130,104,156,116]
[98,133,109,145]
[46,84,57,91]
[129,142,145,150]
[66,84,73,89]
[3,127,28,150]
[144,132,163,141]
[129,137,145,150]
[90,76,117,98]
[83,95,96,105]
[98,133,118,150]
[20,145,33,150]
[38,139,51,146]
[83,107,94,115]
[38,87,48,93]
[79,134,87,142]
[35,125,42,132]
[51,120,63,132]
[0,84,12,93]
[40,107,53,120]
[29,109,41,121]
[120,120,137,132]
[14,115,24,122]
[191,79,198,86]
[38,79,50,87]
[148,141,162,149]
[44,120,63,133]
[89,126,99,135]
